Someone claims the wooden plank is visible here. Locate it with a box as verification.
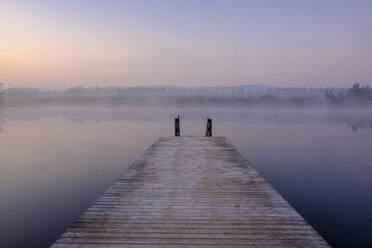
[51,137,329,247]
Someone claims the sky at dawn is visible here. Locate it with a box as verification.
[1,0,372,88]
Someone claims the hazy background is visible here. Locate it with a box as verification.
[1,0,372,88]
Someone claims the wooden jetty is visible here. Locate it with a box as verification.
[51,136,329,247]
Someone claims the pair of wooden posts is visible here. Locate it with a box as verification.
[175,115,212,137]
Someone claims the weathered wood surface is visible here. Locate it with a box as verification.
[51,136,329,247]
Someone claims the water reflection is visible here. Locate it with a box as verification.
[1,106,372,131]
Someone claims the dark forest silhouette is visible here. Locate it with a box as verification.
[326,83,372,106]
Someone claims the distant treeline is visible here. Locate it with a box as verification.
[325,83,372,106]
[1,84,372,107]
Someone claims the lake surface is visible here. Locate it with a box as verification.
[1,106,372,248]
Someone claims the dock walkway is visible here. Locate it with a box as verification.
[52,136,329,247]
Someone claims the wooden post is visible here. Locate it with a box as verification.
[205,118,212,137]
[175,115,180,136]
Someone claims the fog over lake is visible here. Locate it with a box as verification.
[1,106,372,247]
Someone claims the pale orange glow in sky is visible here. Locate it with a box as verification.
[1,0,372,88]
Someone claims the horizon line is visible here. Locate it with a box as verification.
[2,83,367,90]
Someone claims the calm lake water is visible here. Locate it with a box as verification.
[1,106,372,248]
